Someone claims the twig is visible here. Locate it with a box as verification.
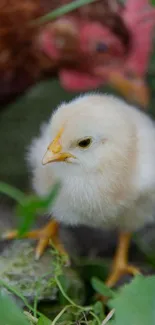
[102,309,115,325]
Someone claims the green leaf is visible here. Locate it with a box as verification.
[34,0,96,24]
[16,182,60,236]
[16,196,40,236]
[38,315,51,325]
[93,301,105,321]
[57,274,70,305]
[91,277,115,299]
[0,290,30,325]
[109,275,155,325]
[0,179,60,237]
[0,279,40,316]
[0,181,25,203]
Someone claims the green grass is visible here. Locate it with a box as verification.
[33,0,96,25]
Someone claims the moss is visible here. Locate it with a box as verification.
[0,240,58,305]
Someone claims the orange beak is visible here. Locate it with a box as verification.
[42,127,75,165]
[42,150,75,165]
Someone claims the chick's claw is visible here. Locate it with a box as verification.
[106,232,140,288]
[106,262,140,288]
[2,219,68,260]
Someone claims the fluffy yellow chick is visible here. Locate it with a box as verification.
[5,94,155,287]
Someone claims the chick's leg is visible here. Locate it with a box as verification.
[106,232,140,287]
[3,219,67,260]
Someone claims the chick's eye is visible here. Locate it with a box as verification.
[77,138,92,149]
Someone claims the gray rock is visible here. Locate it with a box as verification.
[0,239,58,307]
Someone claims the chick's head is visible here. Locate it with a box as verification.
[43,94,135,177]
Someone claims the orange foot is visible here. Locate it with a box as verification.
[2,219,67,260]
[97,232,140,303]
[106,232,140,288]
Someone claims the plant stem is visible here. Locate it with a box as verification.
[33,0,96,24]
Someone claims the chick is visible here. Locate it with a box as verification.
[5,94,155,286]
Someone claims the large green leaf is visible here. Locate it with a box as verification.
[109,275,155,325]
[0,290,30,325]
